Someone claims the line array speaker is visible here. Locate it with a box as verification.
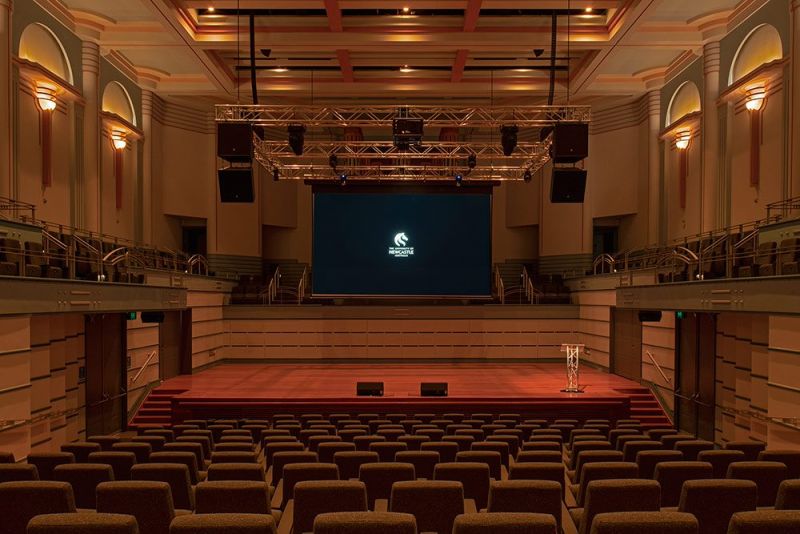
[550,168,587,203]
[218,168,254,203]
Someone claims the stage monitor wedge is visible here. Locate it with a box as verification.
[550,168,587,203]
[357,381,384,397]
[217,123,254,163]
[420,382,448,397]
[218,168,254,203]
[551,123,589,164]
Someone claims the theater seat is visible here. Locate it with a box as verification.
[676,479,757,534]
[570,479,660,534]
[288,480,368,534]
[452,512,557,534]
[0,463,39,482]
[358,462,415,509]
[54,463,115,509]
[389,480,465,534]
[27,513,139,534]
[0,481,77,534]
[486,480,562,531]
[726,510,800,533]
[97,480,185,534]
[588,511,698,534]
[170,513,277,534]
[312,511,417,534]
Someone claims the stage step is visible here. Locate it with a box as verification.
[129,386,189,430]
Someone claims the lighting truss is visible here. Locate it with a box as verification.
[217,103,590,181]
[253,139,553,182]
[215,104,591,127]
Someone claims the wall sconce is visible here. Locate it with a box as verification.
[745,86,766,112]
[675,131,691,150]
[111,131,127,150]
[35,82,57,112]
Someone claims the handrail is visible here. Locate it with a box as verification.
[593,253,615,274]
[129,350,158,386]
[42,229,67,251]
[187,254,209,275]
[645,350,672,385]
[103,246,128,263]
[494,266,505,304]
[262,265,280,304]
[297,266,308,304]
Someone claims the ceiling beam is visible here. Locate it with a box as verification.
[451,49,469,82]
[463,0,482,32]
[323,0,344,32]
[336,49,354,82]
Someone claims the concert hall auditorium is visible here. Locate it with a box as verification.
[2,1,800,533]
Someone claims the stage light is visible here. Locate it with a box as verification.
[675,131,691,150]
[523,169,532,182]
[745,86,766,112]
[467,153,477,169]
[35,82,57,112]
[455,174,463,187]
[273,168,280,181]
[500,125,518,156]
[339,173,347,185]
[287,124,306,155]
[329,154,338,169]
[111,130,127,150]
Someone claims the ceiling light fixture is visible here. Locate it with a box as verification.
[272,67,289,73]
[400,65,413,73]
[402,6,410,13]
[207,6,215,13]
[745,86,766,112]
[35,82,57,112]
[584,7,593,13]
[675,131,691,150]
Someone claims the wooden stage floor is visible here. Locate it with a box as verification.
[144,363,669,426]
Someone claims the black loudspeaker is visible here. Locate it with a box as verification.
[420,382,448,397]
[141,311,165,323]
[639,310,663,322]
[550,168,587,203]
[217,123,254,163]
[357,382,384,397]
[218,168,254,203]
[551,123,589,164]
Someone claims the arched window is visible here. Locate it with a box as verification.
[18,23,73,84]
[729,24,783,85]
[102,81,137,127]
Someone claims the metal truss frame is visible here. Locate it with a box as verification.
[253,139,553,181]
[216,104,591,127]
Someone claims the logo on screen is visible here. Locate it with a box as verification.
[389,232,414,258]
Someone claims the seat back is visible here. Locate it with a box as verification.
[395,451,439,480]
[61,442,102,463]
[264,442,304,467]
[27,512,139,534]
[53,463,115,509]
[420,442,459,463]
[577,462,640,507]
[206,462,265,482]
[697,450,746,478]
[517,451,563,464]
[312,511,416,534]
[727,510,800,534]
[452,512,557,534]
[636,450,684,479]
[574,451,625,483]
[677,479,757,534]
[111,443,152,464]
[487,480,562,530]
[579,479,661,534]
[724,441,766,462]
[169,513,276,534]
[281,463,339,508]
[470,441,510,468]
[130,463,194,510]
[0,464,39,483]
[390,480,464,534]
[293,480,368,534]
[508,462,566,498]
[195,480,272,514]
[433,461,491,510]
[317,442,357,463]
[622,440,662,463]
[674,440,715,461]
[654,461,714,507]
[0,481,76,534]
[369,442,408,462]
[211,451,258,464]
[589,511,699,534]
[149,451,200,484]
[87,452,136,481]
[359,462,415,507]
[271,451,318,485]
[727,461,789,507]
[27,452,76,480]
[334,451,380,480]
[758,450,800,479]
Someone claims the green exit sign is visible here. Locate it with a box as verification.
[675,311,685,320]
[126,312,137,321]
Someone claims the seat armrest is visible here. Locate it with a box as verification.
[562,501,579,534]
[276,499,293,534]
[271,479,284,511]
[464,499,478,514]
[374,499,388,512]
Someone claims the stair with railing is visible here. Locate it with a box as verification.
[128,387,188,430]
[614,386,673,428]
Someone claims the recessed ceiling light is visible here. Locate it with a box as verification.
[402,6,410,13]
[207,6,215,13]
[273,67,289,73]
[584,7,593,13]
[400,65,413,73]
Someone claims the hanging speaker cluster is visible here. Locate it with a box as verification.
[547,123,589,203]
[216,123,264,203]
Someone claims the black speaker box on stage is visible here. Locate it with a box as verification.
[550,168,587,203]
[639,310,663,322]
[551,123,589,164]
[218,168,254,203]
[420,382,448,397]
[141,311,165,323]
[357,382,384,397]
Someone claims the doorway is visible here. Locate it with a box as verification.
[611,308,643,381]
[158,310,192,380]
[182,226,207,257]
[85,314,127,436]
[675,312,716,440]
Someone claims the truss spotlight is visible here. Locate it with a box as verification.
[523,169,532,182]
[329,154,338,169]
[273,168,280,181]
[455,174,463,187]
[287,124,306,156]
[501,125,518,156]
[467,153,477,169]
[533,49,544,58]
[339,173,347,186]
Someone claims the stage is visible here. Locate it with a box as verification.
[132,363,671,428]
